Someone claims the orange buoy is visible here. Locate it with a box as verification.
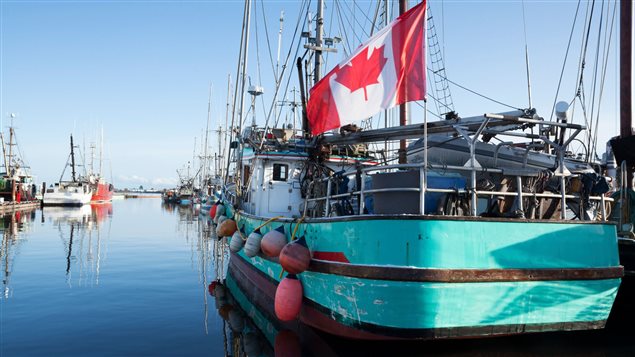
[279,236,311,274]
[274,274,303,321]
[261,226,287,258]
[217,219,238,237]
[274,330,301,357]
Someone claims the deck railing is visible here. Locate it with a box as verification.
[304,162,612,221]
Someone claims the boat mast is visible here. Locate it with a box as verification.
[237,0,252,140]
[99,127,103,176]
[0,133,8,176]
[70,134,77,182]
[222,74,231,180]
[398,0,409,164]
[314,0,324,85]
[204,83,212,189]
[620,0,633,188]
[7,121,15,176]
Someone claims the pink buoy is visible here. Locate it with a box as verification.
[261,226,287,258]
[279,236,311,274]
[274,274,303,321]
[210,202,219,218]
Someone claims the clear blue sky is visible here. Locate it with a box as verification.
[0,0,623,188]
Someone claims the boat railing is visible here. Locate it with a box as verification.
[304,161,612,221]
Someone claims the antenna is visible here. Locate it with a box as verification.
[521,0,533,109]
[276,11,284,81]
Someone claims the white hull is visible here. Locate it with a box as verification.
[43,183,93,206]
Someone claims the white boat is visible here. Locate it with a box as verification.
[42,182,93,206]
[43,134,94,206]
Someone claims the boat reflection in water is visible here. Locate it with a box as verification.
[204,220,334,357]
[0,208,37,299]
[179,208,230,337]
[42,203,113,286]
[209,273,343,357]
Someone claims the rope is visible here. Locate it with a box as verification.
[434,73,522,110]
[586,1,605,159]
[261,0,308,132]
[254,215,285,231]
[259,0,276,78]
[590,1,617,161]
[549,0,582,123]
[290,216,305,241]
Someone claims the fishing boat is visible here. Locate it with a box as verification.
[0,114,39,206]
[43,135,93,206]
[217,0,622,340]
[90,177,114,203]
[86,131,114,203]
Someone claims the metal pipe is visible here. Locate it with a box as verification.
[325,178,332,216]
[398,0,408,164]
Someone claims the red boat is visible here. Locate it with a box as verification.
[91,178,114,203]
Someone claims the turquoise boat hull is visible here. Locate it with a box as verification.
[227,210,622,340]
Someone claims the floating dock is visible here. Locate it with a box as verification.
[0,201,41,214]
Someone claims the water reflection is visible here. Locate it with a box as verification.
[43,204,113,287]
[0,208,37,299]
[210,281,274,357]
[209,271,339,357]
[169,201,231,337]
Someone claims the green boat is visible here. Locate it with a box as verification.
[216,0,622,340]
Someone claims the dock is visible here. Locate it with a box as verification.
[123,194,161,199]
[0,201,41,214]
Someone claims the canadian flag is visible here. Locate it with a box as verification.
[307,1,427,135]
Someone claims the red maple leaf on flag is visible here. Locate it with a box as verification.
[334,45,388,101]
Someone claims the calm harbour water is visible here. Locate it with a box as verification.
[0,197,633,356]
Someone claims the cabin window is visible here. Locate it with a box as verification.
[272,164,288,181]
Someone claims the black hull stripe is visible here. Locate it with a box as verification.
[308,259,624,282]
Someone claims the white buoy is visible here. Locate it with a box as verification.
[216,215,227,227]
[244,230,263,257]
[215,204,226,219]
[230,230,245,252]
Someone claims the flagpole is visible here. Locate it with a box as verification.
[398,0,408,165]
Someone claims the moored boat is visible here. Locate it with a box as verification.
[87,130,114,203]
[43,135,93,207]
[90,179,113,203]
[0,114,39,205]
[217,0,622,340]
